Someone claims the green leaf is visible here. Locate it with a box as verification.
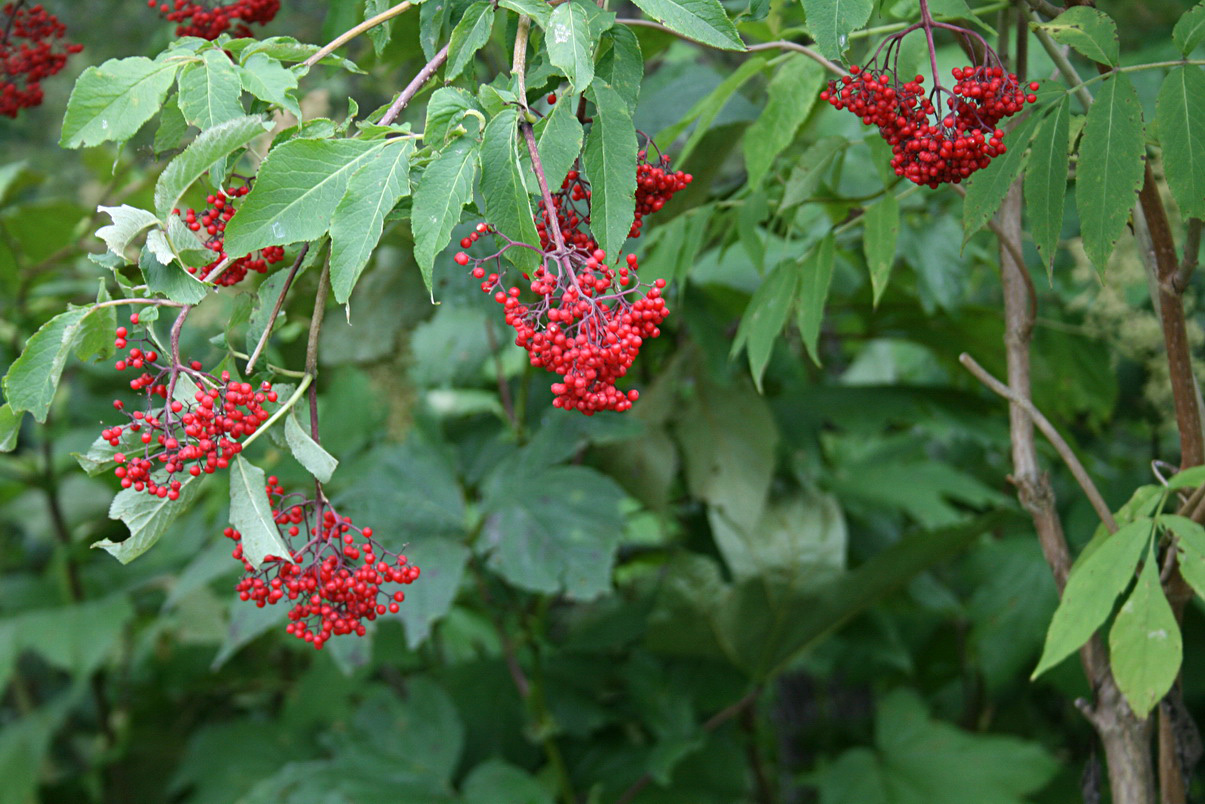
[1076,72,1145,272]
[153,114,271,218]
[657,56,767,165]
[533,93,584,189]
[732,259,800,392]
[330,138,415,303]
[863,192,899,306]
[1164,515,1205,600]
[1108,548,1182,717]
[628,0,744,51]
[802,0,873,61]
[95,204,161,258]
[93,478,203,563]
[228,456,293,568]
[364,0,396,54]
[499,0,553,27]
[1032,518,1152,678]
[178,48,245,129]
[412,138,479,296]
[1173,2,1205,56]
[222,138,387,257]
[481,110,541,271]
[237,53,301,120]
[1025,96,1071,274]
[388,538,470,649]
[546,0,614,91]
[744,54,825,186]
[425,87,483,146]
[284,412,338,484]
[711,488,847,582]
[480,462,626,600]
[781,137,845,209]
[595,25,644,113]
[446,2,495,81]
[139,246,210,304]
[0,405,22,453]
[961,114,1039,244]
[584,83,637,259]
[796,233,836,366]
[0,161,26,204]
[3,307,101,422]
[1032,7,1119,67]
[1155,66,1205,220]
[61,55,183,148]
[462,759,553,804]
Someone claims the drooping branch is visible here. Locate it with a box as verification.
[380,42,450,126]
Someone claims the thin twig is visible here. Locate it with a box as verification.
[380,43,449,126]
[302,1,413,68]
[1027,11,1093,111]
[306,254,331,513]
[1022,0,1065,19]
[960,352,1118,532]
[245,243,310,374]
[615,18,846,75]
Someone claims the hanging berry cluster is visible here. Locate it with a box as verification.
[455,147,690,414]
[225,479,421,650]
[1,1,82,118]
[102,312,279,498]
[174,185,286,287]
[819,0,1038,187]
[147,0,279,40]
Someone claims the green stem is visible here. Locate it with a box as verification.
[237,373,313,450]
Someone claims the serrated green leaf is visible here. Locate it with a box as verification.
[166,215,212,268]
[802,0,873,61]
[864,192,899,306]
[330,138,415,303]
[1174,3,1205,56]
[1109,549,1181,717]
[236,36,361,71]
[237,53,301,120]
[364,0,396,54]
[1155,66,1205,220]
[3,307,102,422]
[425,87,482,146]
[962,114,1039,244]
[0,405,22,453]
[1032,7,1119,67]
[584,83,637,259]
[154,94,190,154]
[481,110,541,271]
[1077,72,1145,272]
[781,137,845,209]
[95,478,202,563]
[744,54,825,186]
[657,56,767,165]
[61,56,183,148]
[178,49,245,129]
[532,93,584,189]
[595,25,643,113]
[228,456,293,568]
[1032,517,1152,678]
[796,233,835,366]
[388,537,470,649]
[1164,515,1205,599]
[139,246,209,305]
[153,114,271,218]
[446,2,495,81]
[629,0,744,50]
[499,0,553,27]
[95,205,162,258]
[1025,96,1071,275]
[547,0,614,91]
[284,412,338,483]
[222,138,387,257]
[413,138,479,296]
[732,259,799,392]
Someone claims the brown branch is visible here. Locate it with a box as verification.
[380,42,449,126]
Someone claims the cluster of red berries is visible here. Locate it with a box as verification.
[1,2,82,118]
[147,0,279,40]
[821,64,1038,187]
[174,185,286,286]
[454,151,686,414]
[225,479,420,650]
[103,312,278,498]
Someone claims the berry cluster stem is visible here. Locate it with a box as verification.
[305,253,331,513]
[164,304,192,422]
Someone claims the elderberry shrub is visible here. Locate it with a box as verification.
[174,184,286,286]
[225,478,421,650]
[0,1,82,118]
[820,14,1039,187]
[147,0,279,39]
[455,150,691,414]
[103,313,279,498]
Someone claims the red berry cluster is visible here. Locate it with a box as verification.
[103,312,279,498]
[147,0,279,40]
[174,185,286,286]
[821,64,1038,187]
[1,2,82,118]
[225,479,420,650]
[454,150,687,414]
